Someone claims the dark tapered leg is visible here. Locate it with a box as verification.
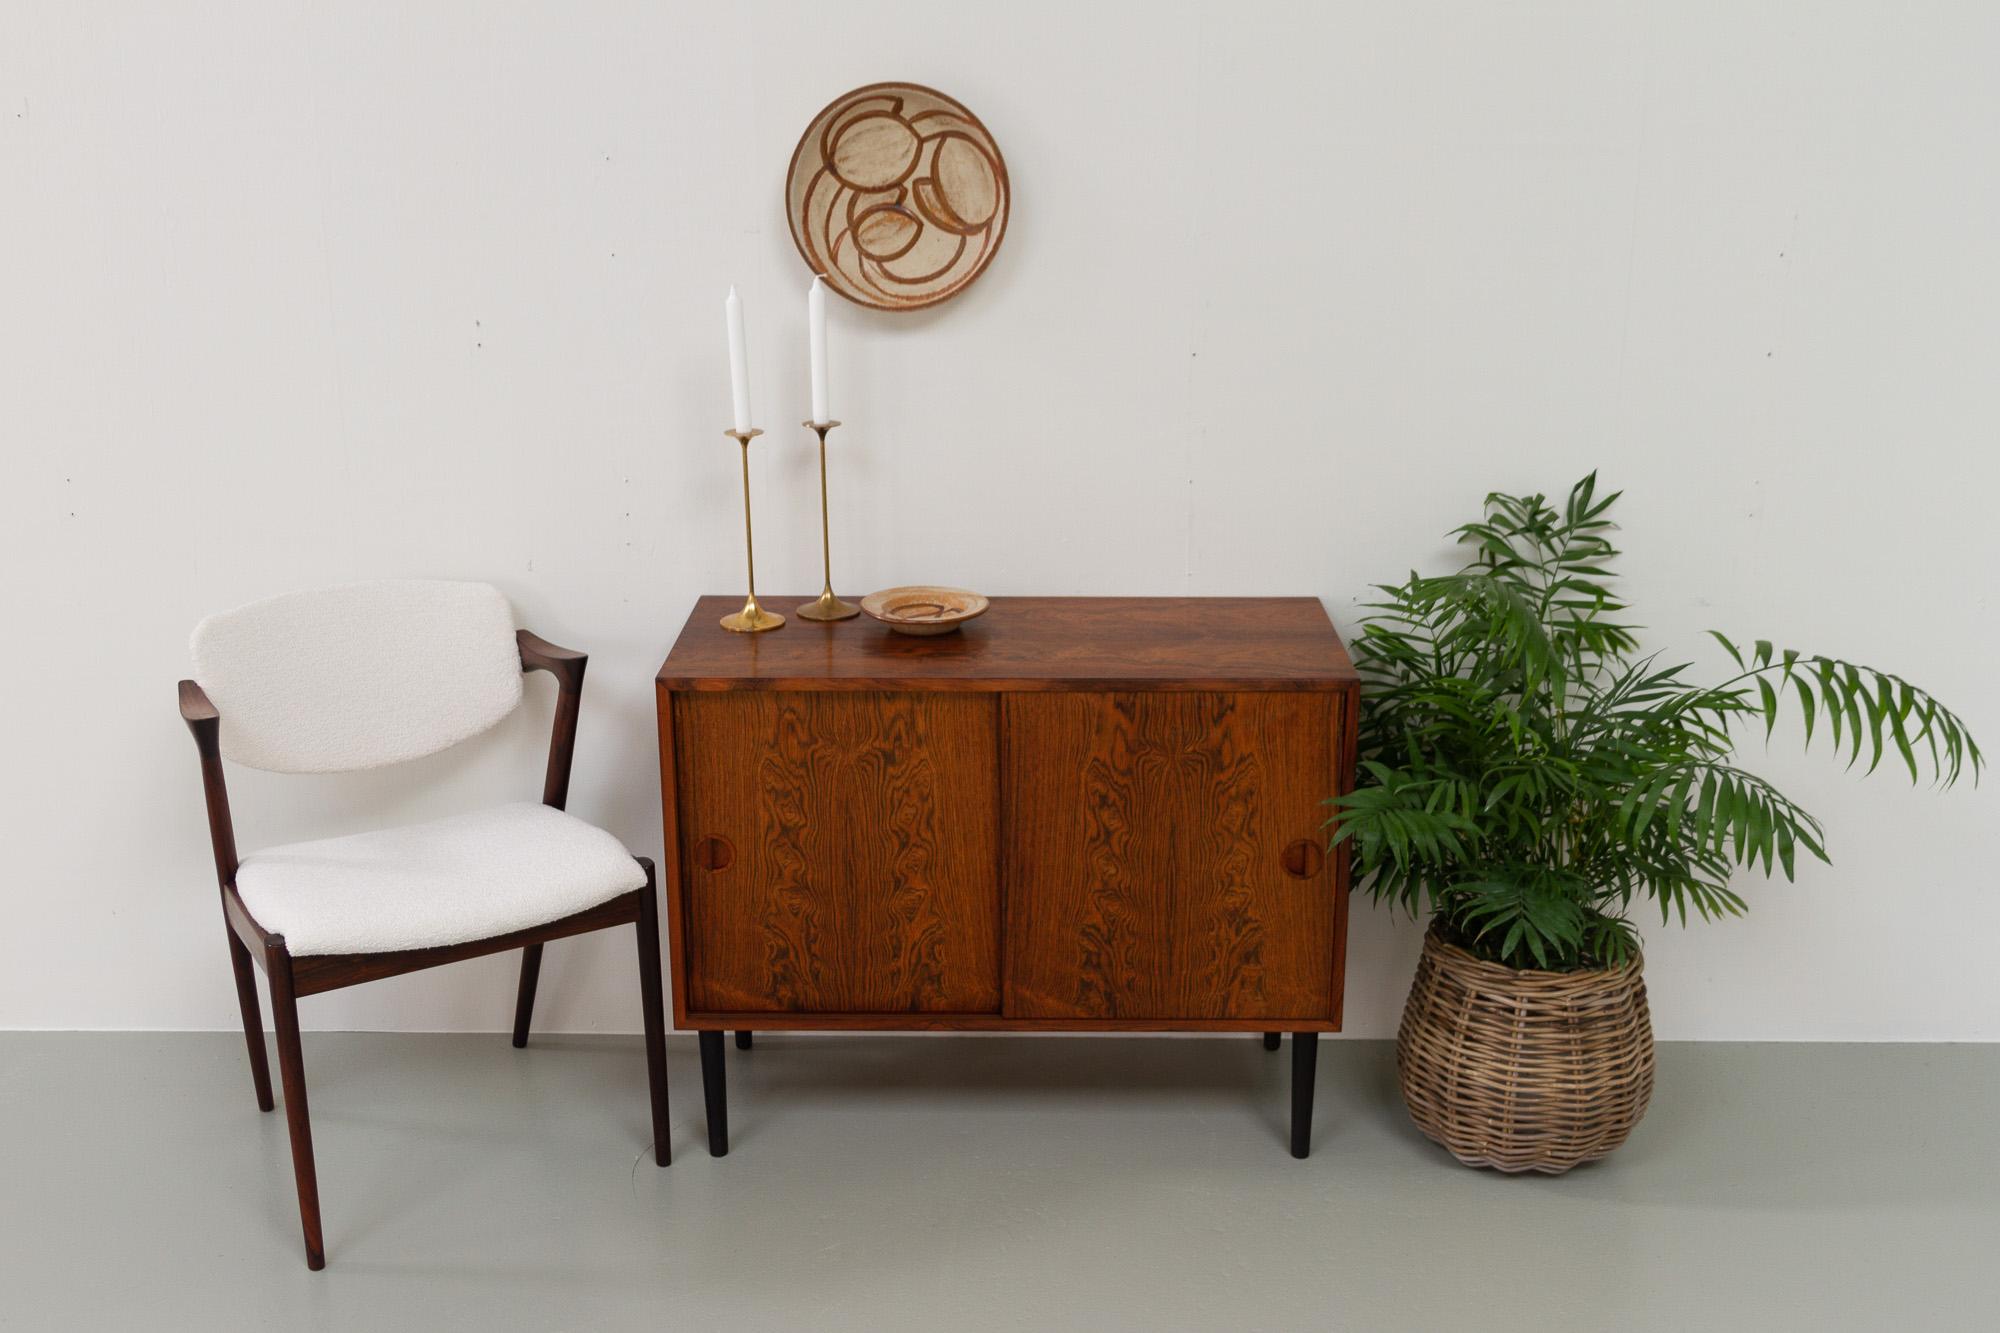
[634,881,671,1167]
[1290,1032,1319,1159]
[266,939,325,1270]
[511,943,544,1048]
[699,1031,728,1157]
[1262,1031,1281,1051]
[226,928,274,1112]
[735,1030,752,1050]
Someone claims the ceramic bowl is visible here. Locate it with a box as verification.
[859,586,990,636]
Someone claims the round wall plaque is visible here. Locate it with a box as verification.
[786,82,1010,312]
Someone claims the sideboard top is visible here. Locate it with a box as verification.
[657,595,1358,692]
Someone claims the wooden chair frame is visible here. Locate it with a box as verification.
[179,628,670,1271]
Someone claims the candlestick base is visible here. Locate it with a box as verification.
[797,589,859,622]
[721,595,785,634]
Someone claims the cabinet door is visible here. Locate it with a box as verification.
[1003,692,1337,1021]
[676,691,1000,1013]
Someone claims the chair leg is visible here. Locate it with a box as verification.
[266,939,325,1269]
[512,943,544,1049]
[1290,1032,1319,1160]
[735,1030,753,1050]
[700,1031,728,1157]
[1262,1031,1281,1051]
[226,928,274,1112]
[634,883,671,1167]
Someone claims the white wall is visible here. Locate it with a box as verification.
[4,1,1995,1039]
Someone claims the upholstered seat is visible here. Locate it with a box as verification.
[234,802,647,957]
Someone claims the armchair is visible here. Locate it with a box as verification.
[179,580,668,1270]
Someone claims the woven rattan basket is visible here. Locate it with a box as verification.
[1397,926,1655,1174]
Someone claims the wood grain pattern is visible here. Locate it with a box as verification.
[656,679,693,1026]
[658,596,1357,694]
[676,691,1001,1013]
[1002,692,1337,1021]
[1330,681,1359,1029]
[673,1012,1341,1033]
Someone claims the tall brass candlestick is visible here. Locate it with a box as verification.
[720,428,784,633]
[796,419,859,621]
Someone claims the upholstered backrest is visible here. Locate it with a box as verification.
[190,580,524,773]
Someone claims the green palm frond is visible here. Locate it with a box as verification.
[1328,474,1981,970]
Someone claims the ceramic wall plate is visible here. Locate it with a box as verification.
[787,82,1009,312]
[860,586,990,636]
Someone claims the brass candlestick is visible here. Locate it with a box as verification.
[720,428,784,633]
[796,419,859,621]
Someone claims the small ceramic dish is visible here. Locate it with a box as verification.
[860,585,990,636]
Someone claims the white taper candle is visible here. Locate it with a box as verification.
[809,275,830,423]
[726,286,752,433]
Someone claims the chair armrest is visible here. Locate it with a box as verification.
[179,678,220,732]
[517,629,587,690]
[178,679,238,885]
[516,629,587,809]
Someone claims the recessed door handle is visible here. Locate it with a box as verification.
[1281,839,1323,879]
[696,835,735,871]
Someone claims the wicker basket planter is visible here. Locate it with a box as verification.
[1396,926,1655,1174]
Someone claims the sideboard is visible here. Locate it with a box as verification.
[655,595,1358,1156]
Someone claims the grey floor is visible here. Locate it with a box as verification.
[1,1034,1994,1331]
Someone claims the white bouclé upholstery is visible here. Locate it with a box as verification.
[191,580,524,773]
[234,803,647,956]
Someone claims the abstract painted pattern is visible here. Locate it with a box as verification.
[787,83,1010,311]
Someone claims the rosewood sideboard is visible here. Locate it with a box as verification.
[655,595,1358,1157]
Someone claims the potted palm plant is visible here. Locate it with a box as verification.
[1332,476,1981,1173]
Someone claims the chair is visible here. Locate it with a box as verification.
[177,579,668,1270]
